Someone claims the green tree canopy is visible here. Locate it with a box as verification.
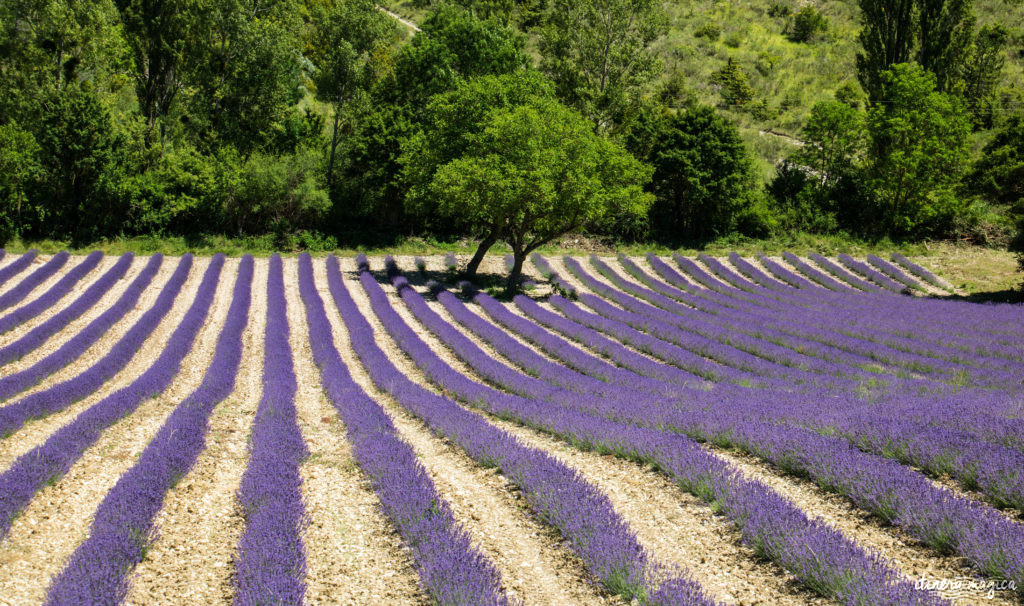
[427,96,653,290]
[539,0,666,131]
[627,103,756,242]
[400,69,555,253]
[866,63,971,236]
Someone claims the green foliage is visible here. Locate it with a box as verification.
[427,97,653,288]
[788,6,829,43]
[856,0,917,103]
[0,123,43,245]
[962,24,1010,127]
[968,113,1024,206]
[710,58,755,107]
[628,103,758,242]
[401,70,555,228]
[540,0,667,131]
[35,86,130,243]
[917,0,975,93]
[796,100,866,190]
[865,63,972,236]
[223,145,330,236]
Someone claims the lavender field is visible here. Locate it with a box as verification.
[0,249,1020,606]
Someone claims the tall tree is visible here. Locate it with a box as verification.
[308,0,395,192]
[113,0,199,141]
[916,0,974,93]
[185,0,306,154]
[856,0,917,103]
[539,0,666,131]
[961,24,1009,127]
[427,97,652,291]
[401,69,555,274]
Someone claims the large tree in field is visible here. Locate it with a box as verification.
[539,0,666,132]
[426,97,653,291]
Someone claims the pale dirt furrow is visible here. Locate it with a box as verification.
[481,410,830,606]
[689,255,749,292]
[285,259,426,605]
[334,257,617,605]
[0,255,171,398]
[0,255,122,349]
[0,258,211,470]
[536,256,727,371]
[0,259,235,605]
[126,259,266,606]
[720,256,787,292]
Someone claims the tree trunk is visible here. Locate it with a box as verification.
[326,108,341,193]
[466,231,499,277]
[506,250,525,296]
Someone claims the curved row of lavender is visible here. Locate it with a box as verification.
[45,256,254,605]
[0,255,224,539]
[233,254,308,606]
[0,253,137,366]
[891,253,951,290]
[0,250,70,313]
[340,255,717,605]
[0,249,37,289]
[0,251,105,335]
[743,255,1019,361]
[370,258,939,605]
[0,255,188,431]
[297,254,509,605]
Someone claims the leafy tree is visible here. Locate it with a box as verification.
[866,63,971,236]
[710,58,755,108]
[113,0,199,141]
[967,113,1024,206]
[795,100,866,191]
[340,6,530,232]
[961,24,1009,127]
[308,0,395,192]
[401,69,555,263]
[384,5,530,110]
[856,0,978,101]
[856,0,917,103]
[788,6,828,43]
[539,0,667,131]
[185,0,306,154]
[627,103,755,242]
[0,123,42,245]
[35,86,127,242]
[427,97,653,291]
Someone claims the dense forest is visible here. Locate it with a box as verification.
[1,0,1023,276]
